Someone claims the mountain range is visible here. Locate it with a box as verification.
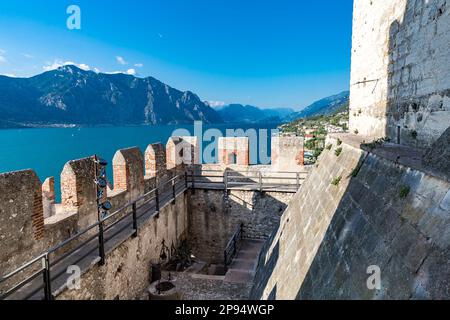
[213,91,349,123]
[0,65,349,128]
[213,104,294,123]
[0,65,221,127]
[287,91,350,120]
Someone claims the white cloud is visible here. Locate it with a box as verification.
[1,73,16,77]
[43,60,91,72]
[207,101,227,108]
[104,68,137,76]
[0,55,6,63]
[0,49,5,54]
[77,63,91,71]
[22,53,34,59]
[116,56,127,65]
[134,63,144,68]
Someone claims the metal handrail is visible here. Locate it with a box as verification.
[0,253,46,284]
[0,173,187,300]
[0,169,306,300]
[224,223,244,268]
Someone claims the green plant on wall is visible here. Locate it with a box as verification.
[337,139,342,146]
[331,176,342,186]
[362,137,389,151]
[399,185,411,198]
[354,129,359,135]
[326,144,333,150]
[335,147,343,157]
[313,149,322,158]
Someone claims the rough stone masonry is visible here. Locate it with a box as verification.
[0,136,304,299]
[349,0,450,149]
[250,0,450,300]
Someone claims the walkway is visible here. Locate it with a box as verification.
[3,180,187,300]
[224,239,265,284]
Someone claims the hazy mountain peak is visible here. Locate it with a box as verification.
[288,91,350,120]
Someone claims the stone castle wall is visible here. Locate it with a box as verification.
[271,136,304,172]
[0,140,181,292]
[0,135,304,298]
[58,193,188,300]
[350,0,450,148]
[188,189,294,264]
[218,137,250,166]
[251,135,450,299]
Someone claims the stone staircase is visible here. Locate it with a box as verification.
[224,239,265,284]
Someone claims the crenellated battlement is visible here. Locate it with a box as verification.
[145,143,166,178]
[166,136,200,169]
[218,137,250,166]
[0,134,305,281]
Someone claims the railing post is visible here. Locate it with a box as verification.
[172,179,176,205]
[184,171,188,189]
[132,203,138,238]
[259,171,263,193]
[42,255,52,300]
[191,170,195,193]
[155,188,160,219]
[224,169,228,191]
[98,221,106,265]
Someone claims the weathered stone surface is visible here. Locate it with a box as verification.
[349,0,450,148]
[0,170,44,278]
[188,189,293,264]
[58,193,189,300]
[423,126,450,178]
[271,136,305,171]
[166,136,200,169]
[145,143,166,178]
[113,147,145,201]
[251,136,450,300]
[60,157,98,229]
[218,137,250,166]
[42,177,55,218]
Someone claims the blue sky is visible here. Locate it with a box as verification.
[0,0,354,109]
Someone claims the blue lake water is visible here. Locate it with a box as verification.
[0,123,279,199]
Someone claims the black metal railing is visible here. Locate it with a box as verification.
[224,223,244,268]
[0,174,187,300]
[0,169,306,300]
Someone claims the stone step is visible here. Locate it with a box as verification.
[223,238,265,284]
[224,270,254,284]
[228,258,258,271]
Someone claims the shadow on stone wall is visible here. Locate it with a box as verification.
[287,0,450,300]
[251,131,449,299]
[187,169,290,265]
[294,139,450,299]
